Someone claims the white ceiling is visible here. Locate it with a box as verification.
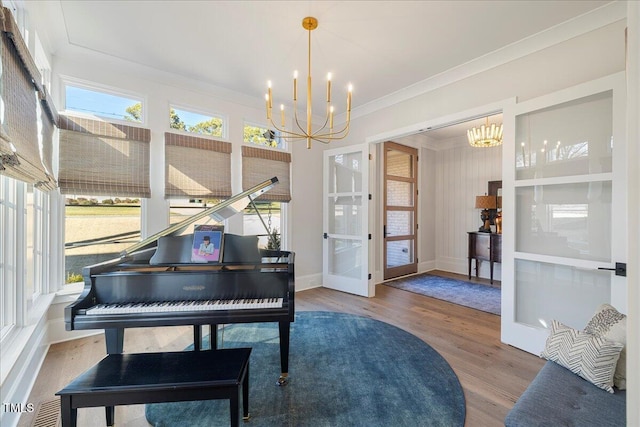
[23,0,614,142]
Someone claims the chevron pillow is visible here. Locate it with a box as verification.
[540,320,624,393]
[584,303,627,390]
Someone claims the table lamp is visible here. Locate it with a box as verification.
[475,195,497,232]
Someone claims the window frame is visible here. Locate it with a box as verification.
[0,176,18,341]
[63,194,142,285]
[0,177,52,340]
[61,76,147,125]
[169,103,228,139]
[243,121,287,150]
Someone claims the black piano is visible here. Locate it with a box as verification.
[64,177,295,385]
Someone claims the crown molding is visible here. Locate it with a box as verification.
[347,1,626,121]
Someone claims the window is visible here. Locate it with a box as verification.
[244,122,285,150]
[170,106,224,137]
[25,184,46,312]
[0,177,51,339]
[64,195,141,284]
[243,201,282,249]
[169,198,224,236]
[0,176,17,340]
[64,83,144,123]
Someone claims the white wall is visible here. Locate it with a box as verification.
[334,19,626,283]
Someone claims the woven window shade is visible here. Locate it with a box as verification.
[242,146,291,202]
[165,132,232,199]
[0,7,56,190]
[58,115,151,197]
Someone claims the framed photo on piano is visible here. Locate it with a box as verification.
[191,225,224,263]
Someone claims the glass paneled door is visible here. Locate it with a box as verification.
[323,144,371,297]
[383,142,418,280]
[501,73,627,354]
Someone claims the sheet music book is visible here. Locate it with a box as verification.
[191,225,224,263]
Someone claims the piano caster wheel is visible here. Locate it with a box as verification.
[277,374,289,386]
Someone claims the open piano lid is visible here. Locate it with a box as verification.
[121,177,279,257]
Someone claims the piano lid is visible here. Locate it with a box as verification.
[121,177,279,256]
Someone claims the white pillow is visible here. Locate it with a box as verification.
[584,303,627,389]
[541,319,623,393]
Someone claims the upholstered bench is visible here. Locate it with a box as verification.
[56,348,251,427]
[505,360,626,427]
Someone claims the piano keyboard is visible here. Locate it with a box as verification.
[85,298,284,315]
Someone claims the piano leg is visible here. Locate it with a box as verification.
[105,328,124,354]
[277,321,290,386]
[210,324,218,349]
[104,328,122,426]
[193,326,201,351]
[105,406,114,426]
[193,325,217,350]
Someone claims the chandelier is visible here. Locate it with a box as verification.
[265,17,352,149]
[467,117,503,147]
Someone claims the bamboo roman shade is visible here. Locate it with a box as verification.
[241,146,291,202]
[164,132,232,199]
[1,6,57,190]
[58,115,151,197]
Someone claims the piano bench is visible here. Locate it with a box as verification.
[56,348,251,427]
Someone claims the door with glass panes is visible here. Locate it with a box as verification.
[323,144,370,297]
[501,72,627,354]
[383,142,418,280]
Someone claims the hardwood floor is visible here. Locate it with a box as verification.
[19,273,542,427]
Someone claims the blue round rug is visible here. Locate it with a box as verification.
[145,311,466,426]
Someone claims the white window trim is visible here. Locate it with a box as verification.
[169,103,229,140]
[243,120,289,151]
[60,75,148,125]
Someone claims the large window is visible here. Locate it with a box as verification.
[64,83,144,123]
[0,176,18,340]
[168,198,223,235]
[0,177,50,339]
[167,199,282,250]
[64,195,141,283]
[25,184,47,312]
[243,201,282,249]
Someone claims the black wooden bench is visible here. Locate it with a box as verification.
[56,348,251,427]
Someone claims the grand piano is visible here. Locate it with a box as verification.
[64,177,295,385]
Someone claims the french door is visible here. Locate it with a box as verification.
[322,144,371,297]
[501,72,627,354]
[383,142,418,280]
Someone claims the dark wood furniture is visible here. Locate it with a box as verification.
[468,232,502,284]
[64,178,295,387]
[56,348,251,427]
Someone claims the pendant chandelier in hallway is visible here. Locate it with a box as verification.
[467,117,503,147]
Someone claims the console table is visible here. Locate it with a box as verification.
[467,232,501,284]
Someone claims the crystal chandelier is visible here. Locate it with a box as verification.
[467,117,503,147]
[265,17,352,149]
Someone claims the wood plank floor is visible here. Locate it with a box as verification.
[19,271,543,427]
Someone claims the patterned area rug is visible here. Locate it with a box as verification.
[146,311,466,426]
[384,273,501,315]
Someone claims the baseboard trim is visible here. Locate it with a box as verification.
[295,273,322,291]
